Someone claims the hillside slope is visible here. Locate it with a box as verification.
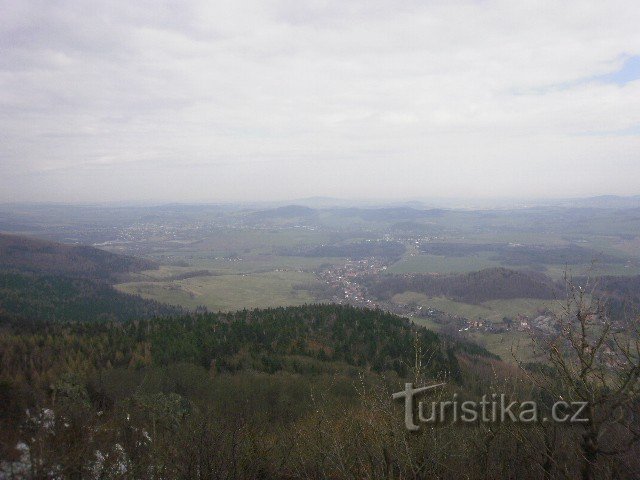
[1,304,495,384]
[0,233,156,281]
[366,267,562,304]
[0,272,181,324]
[0,233,180,324]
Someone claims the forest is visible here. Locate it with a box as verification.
[1,231,640,479]
[0,234,156,281]
[364,268,562,304]
[419,243,626,268]
[2,298,640,479]
[0,234,181,325]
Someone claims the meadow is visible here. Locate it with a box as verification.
[391,292,560,323]
[117,269,323,312]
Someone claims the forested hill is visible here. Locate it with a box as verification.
[1,304,494,387]
[365,267,562,303]
[0,233,180,324]
[0,304,498,478]
[577,274,640,320]
[0,233,156,280]
[0,272,182,325]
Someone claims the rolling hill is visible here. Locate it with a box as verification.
[0,233,156,281]
[0,233,180,324]
[365,267,562,304]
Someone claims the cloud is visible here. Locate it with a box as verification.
[1,0,640,202]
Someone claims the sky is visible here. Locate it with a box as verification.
[1,0,640,203]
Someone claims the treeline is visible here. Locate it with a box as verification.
[578,274,640,320]
[421,242,626,268]
[592,274,640,303]
[364,267,562,303]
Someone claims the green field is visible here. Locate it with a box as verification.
[387,252,504,274]
[398,292,558,363]
[544,262,640,279]
[173,228,339,255]
[468,329,541,363]
[410,314,541,363]
[392,292,560,322]
[116,227,353,313]
[145,252,342,275]
[411,313,542,364]
[387,251,640,279]
[117,269,323,312]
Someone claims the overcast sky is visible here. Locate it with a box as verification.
[1,0,640,203]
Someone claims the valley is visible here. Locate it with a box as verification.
[3,201,640,362]
[2,200,640,478]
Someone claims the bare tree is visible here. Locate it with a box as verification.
[515,272,640,480]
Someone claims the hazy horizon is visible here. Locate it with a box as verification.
[2,1,640,203]
[2,193,640,210]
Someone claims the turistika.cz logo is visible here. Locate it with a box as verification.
[392,383,589,431]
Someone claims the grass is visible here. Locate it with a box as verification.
[386,251,640,279]
[454,232,569,246]
[145,247,347,276]
[116,270,322,312]
[545,263,640,279]
[468,330,541,363]
[171,255,341,275]
[188,228,338,253]
[410,314,541,363]
[127,265,202,281]
[391,293,559,323]
[387,252,503,274]
[400,292,556,362]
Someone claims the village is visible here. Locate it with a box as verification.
[314,257,584,341]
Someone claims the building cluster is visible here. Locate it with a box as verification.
[317,258,385,309]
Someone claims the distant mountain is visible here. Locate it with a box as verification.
[327,207,446,222]
[246,205,448,224]
[558,195,640,209]
[277,195,640,210]
[249,205,318,220]
[0,233,156,281]
[284,197,358,208]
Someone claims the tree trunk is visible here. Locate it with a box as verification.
[581,430,598,480]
